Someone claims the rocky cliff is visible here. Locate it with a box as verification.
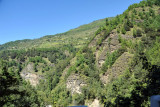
[100,52,133,85]
[66,74,86,94]
[20,63,44,86]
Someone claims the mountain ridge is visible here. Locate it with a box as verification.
[0,18,107,51]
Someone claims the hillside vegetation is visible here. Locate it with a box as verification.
[0,19,106,51]
[0,0,160,106]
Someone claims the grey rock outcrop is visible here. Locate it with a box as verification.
[22,63,34,73]
[98,31,121,67]
[100,52,133,85]
[66,74,86,94]
[20,63,43,86]
[86,99,101,107]
[97,31,133,67]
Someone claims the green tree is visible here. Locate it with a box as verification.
[106,18,109,26]
[121,27,126,34]
[0,60,43,106]
[124,22,130,31]
[133,29,142,37]
[133,28,137,38]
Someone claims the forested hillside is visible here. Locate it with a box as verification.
[0,19,106,51]
[0,0,160,106]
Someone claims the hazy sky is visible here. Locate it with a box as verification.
[0,0,142,44]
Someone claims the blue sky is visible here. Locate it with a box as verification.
[0,0,142,44]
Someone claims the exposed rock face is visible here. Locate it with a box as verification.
[121,34,133,40]
[66,74,86,94]
[22,63,35,72]
[49,63,55,67]
[134,19,143,23]
[46,105,52,107]
[98,47,108,67]
[98,31,121,67]
[86,99,100,107]
[100,52,133,85]
[20,72,42,86]
[109,33,121,53]
[64,50,70,57]
[97,31,133,67]
[89,31,105,48]
[20,63,43,86]
[88,38,97,48]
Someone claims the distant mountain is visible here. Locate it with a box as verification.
[0,18,108,51]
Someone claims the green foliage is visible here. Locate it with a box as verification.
[149,8,155,17]
[133,29,142,38]
[72,93,85,105]
[133,9,137,15]
[95,28,102,35]
[146,0,160,6]
[146,37,160,65]
[117,28,120,33]
[103,62,149,106]
[127,19,133,28]
[124,22,130,31]
[128,3,140,11]
[1,0,160,106]
[106,18,109,26]
[51,84,72,106]
[101,7,160,105]
[40,1,160,106]
[139,12,144,19]
[143,15,160,39]
[103,39,160,106]
[82,79,103,100]
[97,28,113,46]
[0,45,75,65]
[137,29,142,37]
[76,54,85,67]
[121,27,126,34]
[101,48,126,73]
[0,19,106,51]
[0,60,43,107]
[29,56,45,63]
[75,47,96,77]
[133,28,137,37]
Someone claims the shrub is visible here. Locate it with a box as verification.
[133,29,137,38]
[121,27,126,34]
[117,28,120,33]
[137,29,142,37]
[133,29,142,38]
[106,18,109,26]
[133,9,137,15]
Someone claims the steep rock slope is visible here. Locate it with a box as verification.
[20,63,44,86]
[66,74,86,94]
[51,1,160,106]
[100,52,133,85]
